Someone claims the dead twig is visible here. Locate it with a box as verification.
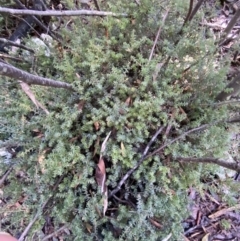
[93,0,101,11]
[146,124,209,159]
[109,115,240,197]
[0,7,128,17]
[148,9,169,63]
[18,175,65,241]
[0,53,27,62]
[183,0,194,25]
[219,8,240,46]
[13,0,63,44]
[0,38,34,53]
[0,166,14,187]
[109,126,165,198]
[177,157,240,172]
[0,62,74,90]
[42,224,69,241]
[188,0,204,21]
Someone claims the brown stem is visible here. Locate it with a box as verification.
[0,62,74,90]
[177,157,240,172]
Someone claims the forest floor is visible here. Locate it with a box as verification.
[183,1,240,240]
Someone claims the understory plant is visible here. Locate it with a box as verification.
[0,0,238,240]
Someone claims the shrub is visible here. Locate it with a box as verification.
[0,0,236,240]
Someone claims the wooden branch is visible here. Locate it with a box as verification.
[0,7,128,17]
[177,157,240,172]
[188,0,204,21]
[42,225,69,241]
[109,115,240,197]
[18,175,65,241]
[183,0,194,25]
[0,37,34,53]
[109,126,165,198]
[0,62,74,90]
[148,9,169,63]
[13,0,63,44]
[219,8,240,46]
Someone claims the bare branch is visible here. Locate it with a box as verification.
[93,0,101,11]
[148,9,169,63]
[13,0,63,44]
[219,8,240,46]
[183,0,194,25]
[109,126,165,198]
[18,175,65,241]
[188,0,204,21]
[109,115,240,197]
[146,124,209,159]
[0,166,14,187]
[177,157,240,172]
[42,224,69,241]
[0,62,74,90]
[0,38,34,53]
[0,7,128,17]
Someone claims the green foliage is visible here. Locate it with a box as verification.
[0,0,238,240]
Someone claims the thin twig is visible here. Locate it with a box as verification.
[13,0,63,44]
[18,175,65,241]
[188,0,204,21]
[42,224,68,241]
[0,62,74,90]
[109,115,240,197]
[177,157,240,172]
[0,7,128,17]
[219,8,240,46]
[93,0,101,11]
[183,0,194,26]
[146,124,209,159]
[0,166,14,187]
[148,9,169,63]
[109,126,165,198]
[201,100,240,107]
[18,199,49,241]
[0,53,27,62]
[0,38,34,53]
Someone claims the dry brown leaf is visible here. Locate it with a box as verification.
[149,218,162,229]
[125,97,131,106]
[94,121,100,131]
[85,222,93,233]
[95,157,106,193]
[77,100,85,112]
[19,81,49,114]
[95,132,111,216]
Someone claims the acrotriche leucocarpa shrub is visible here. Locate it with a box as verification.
[0,0,237,240]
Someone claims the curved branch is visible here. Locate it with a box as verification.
[0,62,74,90]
